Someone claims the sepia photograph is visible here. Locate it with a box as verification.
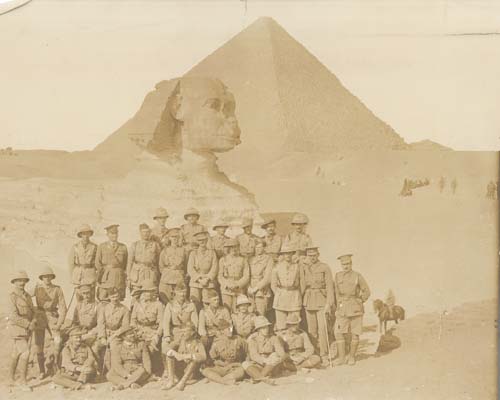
[0,1,498,399]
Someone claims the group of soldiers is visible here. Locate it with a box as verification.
[7,207,371,392]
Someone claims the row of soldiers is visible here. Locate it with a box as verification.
[7,208,371,391]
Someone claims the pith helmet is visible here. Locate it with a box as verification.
[291,213,309,225]
[77,224,94,238]
[10,270,30,284]
[261,219,276,229]
[184,207,200,219]
[154,207,169,219]
[212,219,229,230]
[253,316,272,331]
[236,294,251,307]
[39,266,56,280]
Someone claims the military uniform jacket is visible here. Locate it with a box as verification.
[209,336,247,366]
[198,306,232,337]
[302,261,335,310]
[334,270,371,318]
[71,300,98,336]
[69,241,98,286]
[97,302,130,339]
[208,234,229,258]
[174,338,207,363]
[262,234,282,254]
[162,300,198,338]
[218,255,250,295]
[159,245,187,285]
[278,329,314,358]
[282,232,312,252]
[236,233,259,256]
[61,343,94,374]
[271,261,304,311]
[181,223,206,246]
[231,311,256,339]
[110,340,151,376]
[95,241,128,289]
[34,283,67,329]
[187,248,218,289]
[127,240,161,284]
[247,333,285,365]
[8,288,35,338]
[249,253,273,297]
[151,225,169,249]
[131,300,164,336]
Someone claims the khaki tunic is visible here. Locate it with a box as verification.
[180,223,206,246]
[262,234,282,254]
[236,233,259,256]
[248,254,273,297]
[282,232,312,253]
[127,240,161,286]
[208,234,229,258]
[69,241,98,286]
[61,342,95,373]
[302,261,334,310]
[95,241,128,291]
[131,300,164,340]
[218,255,249,296]
[34,283,67,330]
[198,306,232,337]
[231,312,256,339]
[71,300,98,338]
[159,245,187,285]
[271,261,304,312]
[8,288,35,338]
[209,336,247,365]
[246,333,285,366]
[97,303,130,340]
[278,330,314,361]
[187,248,218,289]
[151,225,169,249]
[162,301,198,338]
[334,270,371,317]
[110,341,151,376]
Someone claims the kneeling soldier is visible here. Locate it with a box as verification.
[163,323,207,391]
[279,314,320,371]
[243,316,286,385]
[231,294,256,339]
[107,326,151,390]
[201,319,247,385]
[53,327,96,390]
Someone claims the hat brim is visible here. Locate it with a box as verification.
[255,322,272,330]
[11,277,29,283]
[184,214,200,220]
[39,274,56,279]
[212,225,229,230]
[77,230,94,237]
[153,215,169,220]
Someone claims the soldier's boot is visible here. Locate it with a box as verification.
[259,364,277,385]
[223,367,245,384]
[333,340,346,366]
[7,355,19,386]
[347,339,359,366]
[175,362,197,391]
[161,358,177,390]
[17,356,33,392]
[36,353,46,379]
[200,368,230,385]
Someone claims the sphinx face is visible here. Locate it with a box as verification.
[174,78,241,153]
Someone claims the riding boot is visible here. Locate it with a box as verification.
[8,355,19,386]
[36,353,46,378]
[162,358,177,390]
[333,340,346,366]
[176,362,197,391]
[347,339,359,366]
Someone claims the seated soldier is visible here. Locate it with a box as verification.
[198,290,232,350]
[53,327,96,390]
[70,284,101,355]
[106,326,152,390]
[243,316,286,385]
[279,314,320,372]
[231,294,255,339]
[201,319,247,385]
[163,323,207,391]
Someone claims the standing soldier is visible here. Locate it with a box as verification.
[236,218,259,257]
[107,326,152,390]
[439,176,446,193]
[187,231,218,305]
[7,270,37,391]
[158,228,187,304]
[151,207,170,249]
[218,238,250,311]
[261,219,282,255]
[181,207,206,253]
[486,180,497,199]
[248,240,273,316]
[283,213,312,258]
[127,223,161,300]
[95,224,128,301]
[33,266,67,378]
[271,245,304,332]
[302,246,335,365]
[198,290,232,350]
[209,219,230,259]
[231,294,256,339]
[201,319,247,385]
[279,314,320,371]
[69,224,98,301]
[52,327,96,390]
[451,178,458,195]
[333,254,371,366]
[243,316,286,385]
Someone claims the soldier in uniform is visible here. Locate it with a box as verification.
[333,254,371,366]
[248,240,274,316]
[127,223,161,300]
[261,219,282,255]
[236,218,259,257]
[53,327,96,390]
[271,245,304,331]
[198,290,232,350]
[95,224,128,301]
[163,323,207,391]
[187,230,218,305]
[279,314,320,371]
[243,316,286,384]
[7,270,37,391]
[158,228,187,304]
[33,266,67,377]
[301,246,335,365]
[107,326,152,390]
[231,294,255,339]
[181,207,206,252]
[282,213,312,256]
[69,224,98,301]
[218,238,250,311]
[208,219,230,259]
[151,207,170,249]
[201,319,247,385]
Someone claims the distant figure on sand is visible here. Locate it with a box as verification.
[438,176,446,193]
[399,178,412,197]
[451,178,457,195]
[486,181,497,200]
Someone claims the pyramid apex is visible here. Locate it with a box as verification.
[248,16,282,29]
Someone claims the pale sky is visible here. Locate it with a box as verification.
[1,0,500,151]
